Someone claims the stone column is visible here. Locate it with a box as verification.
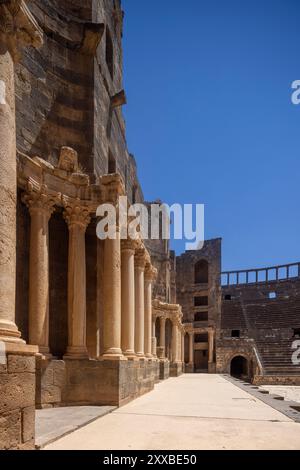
[23,188,57,355]
[144,265,157,359]
[181,331,185,363]
[177,327,182,364]
[152,316,157,357]
[102,226,123,359]
[64,201,90,359]
[208,329,214,364]
[159,316,166,359]
[121,239,136,358]
[0,1,42,344]
[134,248,146,358]
[172,320,179,363]
[189,332,194,365]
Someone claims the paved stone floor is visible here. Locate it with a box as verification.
[45,375,300,450]
[260,385,300,403]
[36,406,116,448]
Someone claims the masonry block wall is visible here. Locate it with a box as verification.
[176,239,222,373]
[219,274,300,382]
[0,352,36,450]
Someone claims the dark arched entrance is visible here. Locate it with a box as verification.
[230,356,248,379]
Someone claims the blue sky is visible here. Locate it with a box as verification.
[122,0,300,271]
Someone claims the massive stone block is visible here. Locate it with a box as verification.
[0,353,36,450]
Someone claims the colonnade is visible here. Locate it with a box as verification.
[152,302,185,366]
[19,185,159,361]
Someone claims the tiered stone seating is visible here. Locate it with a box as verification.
[222,295,300,376]
[221,300,247,329]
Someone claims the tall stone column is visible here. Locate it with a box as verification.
[64,201,90,359]
[23,188,57,355]
[144,265,157,359]
[0,1,42,343]
[159,316,166,359]
[189,332,194,366]
[102,226,123,359]
[181,331,185,363]
[177,327,182,364]
[134,248,146,358]
[152,316,157,357]
[121,239,137,358]
[172,320,179,363]
[208,329,214,364]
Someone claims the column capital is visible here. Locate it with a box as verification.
[22,185,59,220]
[0,0,43,61]
[134,248,148,269]
[63,198,91,231]
[145,264,158,282]
[121,238,139,253]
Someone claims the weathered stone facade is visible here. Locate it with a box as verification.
[0,0,184,450]
[220,265,300,384]
[1,0,299,452]
[176,239,222,373]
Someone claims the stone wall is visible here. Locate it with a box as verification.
[16,0,143,199]
[0,350,36,450]
[176,239,222,328]
[220,274,300,382]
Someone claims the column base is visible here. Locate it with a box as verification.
[63,346,89,360]
[0,320,24,344]
[123,350,136,360]
[101,348,126,361]
[135,352,145,359]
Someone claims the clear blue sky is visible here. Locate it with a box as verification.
[122,0,300,271]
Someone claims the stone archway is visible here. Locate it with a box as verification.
[230,355,249,379]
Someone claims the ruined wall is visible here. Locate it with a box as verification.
[15,0,143,198]
[0,352,36,450]
[176,239,222,329]
[219,274,300,381]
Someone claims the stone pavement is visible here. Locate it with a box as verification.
[36,406,115,448]
[44,375,300,450]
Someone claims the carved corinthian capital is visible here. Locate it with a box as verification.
[0,0,43,60]
[63,198,91,231]
[22,184,60,220]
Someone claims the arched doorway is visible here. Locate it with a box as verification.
[230,356,248,379]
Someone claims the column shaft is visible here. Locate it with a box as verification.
[159,317,166,358]
[121,242,135,357]
[209,330,214,363]
[25,194,55,354]
[64,204,90,359]
[189,332,194,365]
[0,48,20,342]
[102,230,123,359]
[134,255,145,358]
[144,265,156,359]
[152,317,157,357]
[172,321,179,363]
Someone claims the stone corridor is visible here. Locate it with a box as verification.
[45,375,300,450]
